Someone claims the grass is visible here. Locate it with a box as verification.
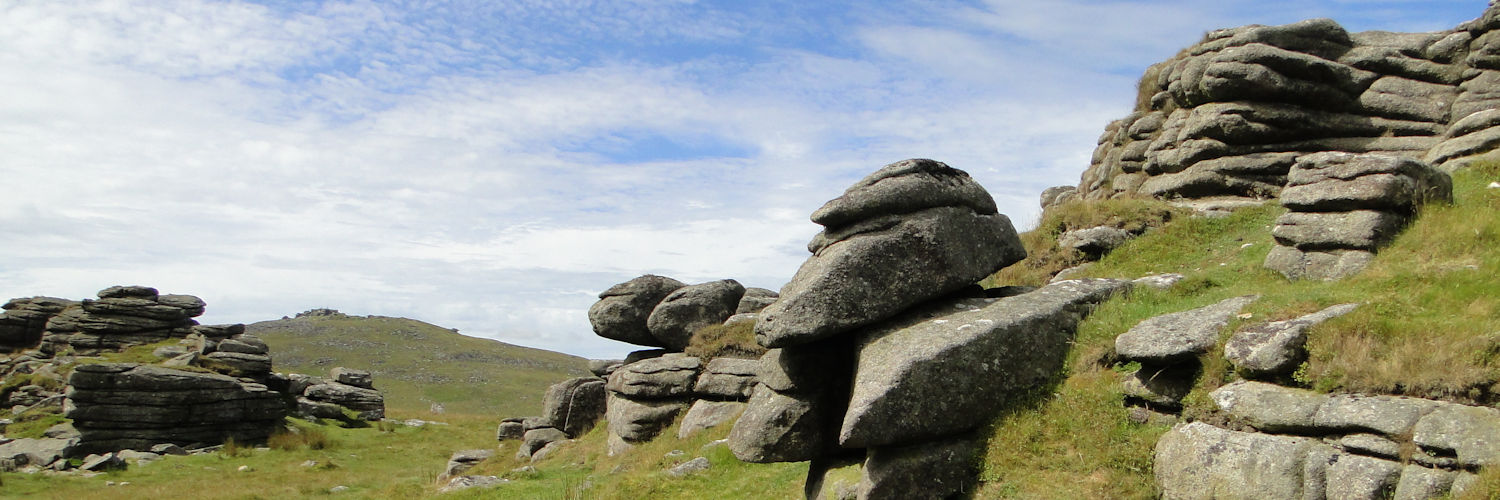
[0,411,498,500]
[250,314,591,416]
[684,321,764,360]
[982,197,1186,287]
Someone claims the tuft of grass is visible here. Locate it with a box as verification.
[3,412,68,439]
[685,321,765,360]
[269,421,335,451]
[984,197,1186,288]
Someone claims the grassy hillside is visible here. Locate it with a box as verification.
[249,313,591,417]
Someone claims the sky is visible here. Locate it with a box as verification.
[0,0,1489,359]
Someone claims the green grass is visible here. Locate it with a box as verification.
[250,314,590,416]
[0,412,498,500]
[684,321,764,360]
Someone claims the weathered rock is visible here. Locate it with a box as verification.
[1271,211,1408,251]
[1281,153,1452,213]
[302,381,385,421]
[1314,394,1441,436]
[667,456,711,477]
[1264,246,1375,281]
[861,434,982,500]
[201,351,272,378]
[0,437,73,468]
[519,428,566,458]
[757,339,852,394]
[1154,422,1319,500]
[623,349,669,365]
[1325,453,1402,500]
[537,377,606,437]
[840,279,1132,448]
[1210,381,1327,433]
[646,279,746,351]
[735,288,779,315]
[66,363,284,454]
[1412,403,1500,468]
[79,452,125,471]
[1392,465,1457,500]
[1225,303,1360,378]
[1040,185,1079,209]
[692,357,759,399]
[605,354,701,399]
[1339,433,1403,460]
[588,275,685,348]
[0,297,75,352]
[677,400,746,439]
[438,475,508,493]
[606,392,686,443]
[330,367,373,389]
[441,449,494,480]
[495,419,524,442]
[588,359,622,377]
[1114,295,1259,364]
[1058,226,1134,258]
[756,159,1026,349]
[728,384,838,463]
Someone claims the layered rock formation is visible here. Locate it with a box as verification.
[275,367,387,421]
[39,286,205,356]
[0,297,75,353]
[1076,11,1500,203]
[65,363,285,455]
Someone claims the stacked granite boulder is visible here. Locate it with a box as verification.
[580,272,775,455]
[1265,152,1451,280]
[724,159,1138,498]
[65,363,285,455]
[0,297,75,352]
[1077,6,1500,203]
[504,376,606,459]
[38,286,205,357]
[274,367,386,421]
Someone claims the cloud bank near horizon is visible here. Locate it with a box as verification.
[0,0,1486,358]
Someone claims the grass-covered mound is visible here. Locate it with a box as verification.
[250,313,590,416]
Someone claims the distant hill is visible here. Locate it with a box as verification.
[249,311,590,417]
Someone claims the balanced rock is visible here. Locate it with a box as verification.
[646,279,746,351]
[589,275,685,348]
[755,159,1026,348]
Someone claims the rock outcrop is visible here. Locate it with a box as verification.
[0,297,75,353]
[39,286,205,356]
[277,367,386,421]
[65,363,285,455]
[1077,9,1500,204]
[1264,152,1451,280]
[1156,381,1496,499]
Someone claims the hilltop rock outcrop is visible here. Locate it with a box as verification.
[1076,12,1500,204]
[39,286,205,356]
[0,297,75,353]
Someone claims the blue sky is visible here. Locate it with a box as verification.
[0,0,1488,359]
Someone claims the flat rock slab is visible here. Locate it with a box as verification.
[605,354,701,399]
[693,357,759,399]
[1264,246,1375,281]
[1211,380,1327,433]
[1413,403,1500,468]
[840,278,1131,448]
[1115,295,1259,364]
[1281,152,1452,212]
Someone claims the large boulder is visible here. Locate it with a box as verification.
[860,435,982,500]
[605,392,687,443]
[1279,152,1453,212]
[728,383,839,463]
[755,159,1026,348]
[646,279,746,351]
[588,275,685,348]
[66,363,285,454]
[840,278,1132,448]
[537,377,607,437]
[693,357,759,399]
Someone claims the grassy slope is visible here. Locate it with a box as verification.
[249,314,591,417]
